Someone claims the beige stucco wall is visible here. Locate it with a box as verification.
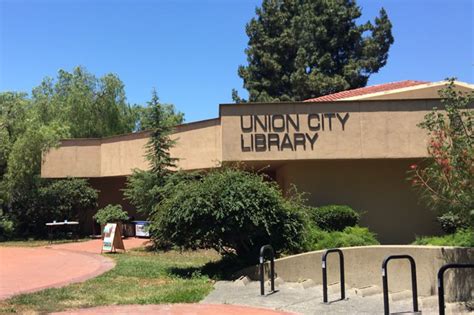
[171,118,222,170]
[220,99,441,162]
[43,99,463,178]
[42,119,222,178]
[100,133,151,177]
[41,140,102,178]
[273,159,440,244]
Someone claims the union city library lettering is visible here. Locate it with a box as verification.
[240,113,350,152]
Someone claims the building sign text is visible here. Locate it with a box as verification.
[240,113,349,152]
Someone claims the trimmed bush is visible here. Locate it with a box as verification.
[93,204,129,225]
[437,212,469,234]
[309,205,360,231]
[150,168,306,261]
[413,229,474,247]
[306,226,379,250]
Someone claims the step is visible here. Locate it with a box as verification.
[354,285,381,297]
[283,279,316,290]
[390,290,414,302]
[265,276,284,287]
[234,275,251,286]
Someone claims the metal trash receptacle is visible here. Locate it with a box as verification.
[122,223,136,237]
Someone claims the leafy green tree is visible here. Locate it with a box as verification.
[0,66,170,237]
[135,101,184,131]
[31,66,138,138]
[0,92,30,207]
[5,120,68,194]
[0,92,68,208]
[234,0,394,102]
[410,80,474,230]
[11,178,97,237]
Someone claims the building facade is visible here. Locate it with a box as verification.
[41,81,474,243]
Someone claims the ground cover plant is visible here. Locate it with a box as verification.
[412,229,474,247]
[303,204,378,250]
[0,249,220,314]
[305,226,379,250]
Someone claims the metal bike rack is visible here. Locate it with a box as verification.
[322,248,345,303]
[382,255,420,315]
[259,244,275,296]
[437,263,474,315]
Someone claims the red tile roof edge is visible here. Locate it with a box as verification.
[304,80,429,102]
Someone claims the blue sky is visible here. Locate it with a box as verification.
[1,0,473,122]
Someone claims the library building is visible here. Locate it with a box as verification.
[41,80,474,243]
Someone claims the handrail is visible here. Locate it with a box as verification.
[437,263,474,315]
[322,248,345,303]
[259,244,275,296]
[382,255,419,315]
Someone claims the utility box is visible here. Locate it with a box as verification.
[133,221,150,237]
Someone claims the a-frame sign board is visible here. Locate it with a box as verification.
[101,223,125,253]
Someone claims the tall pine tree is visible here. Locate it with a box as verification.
[123,90,180,215]
[146,89,177,177]
[234,0,394,102]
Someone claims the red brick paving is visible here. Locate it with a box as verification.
[0,238,147,300]
[50,304,296,315]
[50,237,149,253]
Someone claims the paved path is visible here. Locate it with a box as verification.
[202,280,472,315]
[51,304,295,315]
[50,237,149,254]
[0,238,147,300]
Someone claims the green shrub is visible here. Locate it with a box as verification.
[436,212,469,234]
[306,226,379,250]
[413,229,474,247]
[151,168,306,261]
[93,204,129,225]
[309,205,360,231]
[11,178,97,236]
[0,210,15,241]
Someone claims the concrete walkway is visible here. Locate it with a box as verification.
[202,279,472,315]
[0,238,147,300]
[51,304,295,315]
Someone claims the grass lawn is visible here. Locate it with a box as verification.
[0,248,221,314]
[0,238,90,247]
